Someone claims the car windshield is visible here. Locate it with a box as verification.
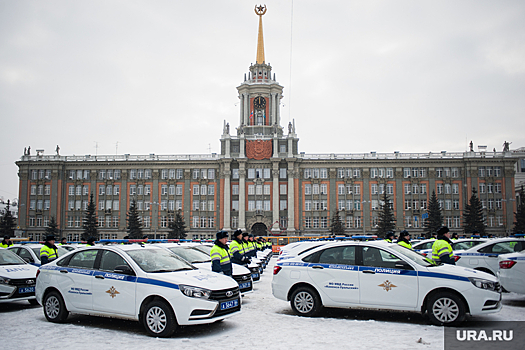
[389,245,436,267]
[126,248,196,273]
[192,245,212,255]
[0,249,27,265]
[168,247,211,263]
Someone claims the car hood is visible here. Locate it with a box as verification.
[0,264,38,278]
[144,268,238,290]
[423,263,497,282]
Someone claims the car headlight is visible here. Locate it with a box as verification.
[468,277,499,292]
[179,285,211,299]
[0,276,10,285]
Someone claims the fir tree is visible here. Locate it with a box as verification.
[45,216,59,237]
[0,200,16,237]
[82,193,98,240]
[168,210,187,239]
[127,199,143,239]
[376,192,396,237]
[513,186,525,233]
[424,190,443,238]
[463,188,485,235]
[329,209,345,236]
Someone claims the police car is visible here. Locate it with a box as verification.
[36,244,241,337]
[277,241,330,262]
[0,248,39,304]
[8,244,71,266]
[189,242,263,281]
[160,243,255,291]
[272,241,501,325]
[455,238,525,275]
[498,251,525,294]
[413,239,488,257]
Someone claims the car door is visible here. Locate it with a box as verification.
[306,245,360,305]
[55,249,98,311]
[358,246,418,308]
[478,241,524,274]
[91,250,137,316]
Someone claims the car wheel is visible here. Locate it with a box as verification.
[142,300,177,337]
[290,286,322,317]
[28,299,39,306]
[427,292,465,326]
[43,291,69,323]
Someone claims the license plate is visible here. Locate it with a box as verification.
[251,273,259,279]
[239,282,251,290]
[19,286,35,294]
[220,299,239,310]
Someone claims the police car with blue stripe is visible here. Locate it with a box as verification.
[36,244,241,337]
[272,241,501,325]
[0,248,38,304]
[498,251,525,294]
[455,238,525,276]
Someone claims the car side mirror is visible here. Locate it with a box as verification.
[114,265,135,276]
[394,260,413,270]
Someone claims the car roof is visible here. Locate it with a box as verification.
[460,237,523,251]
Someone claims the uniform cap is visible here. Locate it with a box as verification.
[233,229,243,237]
[437,226,450,235]
[216,231,228,240]
[45,235,56,241]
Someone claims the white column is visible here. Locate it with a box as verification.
[223,173,231,231]
[272,166,279,233]
[244,94,249,125]
[276,93,280,126]
[239,134,245,158]
[287,162,295,234]
[239,94,244,126]
[239,166,246,231]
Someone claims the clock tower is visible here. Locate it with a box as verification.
[220,5,299,235]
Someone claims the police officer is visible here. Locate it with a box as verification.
[397,230,412,249]
[241,232,253,257]
[40,235,58,265]
[86,237,96,246]
[451,232,459,240]
[58,237,67,245]
[431,226,455,265]
[0,235,13,248]
[247,234,258,257]
[210,231,232,276]
[230,229,249,265]
[385,231,395,243]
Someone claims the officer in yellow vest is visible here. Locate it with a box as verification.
[384,231,395,243]
[229,229,249,265]
[397,230,412,250]
[0,235,13,248]
[431,226,455,265]
[40,235,58,265]
[58,237,68,245]
[210,231,232,276]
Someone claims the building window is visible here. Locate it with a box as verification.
[280,184,287,195]
[304,184,311,195]
[248,169,255,179]
[280,168,287,179]
[305,217,311,229]
[264,185,271,195]
[248,185,255,195]
[280,200,287,210]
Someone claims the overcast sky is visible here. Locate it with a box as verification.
[1,0,524,201]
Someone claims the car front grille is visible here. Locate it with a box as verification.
[209,287,240,301]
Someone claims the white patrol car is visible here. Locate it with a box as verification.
[455,238,525,275]
[272,241,502,326]
[159,243,255,291]
[36,244,241,337]
[498,251,525,294]
[0,248,39,304]
[8,244,71,267]
[277,241,330,262]
[413,238,488,257]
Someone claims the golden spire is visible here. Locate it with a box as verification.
[255,5,267,64]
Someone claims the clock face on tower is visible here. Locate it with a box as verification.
[253,96,266,109]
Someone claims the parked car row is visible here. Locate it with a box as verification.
[271,237,525,326]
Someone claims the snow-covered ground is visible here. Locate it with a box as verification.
[2,257,525,350]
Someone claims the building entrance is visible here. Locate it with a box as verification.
[251,222,268,236]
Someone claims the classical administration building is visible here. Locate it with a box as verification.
[16,7,523,241]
